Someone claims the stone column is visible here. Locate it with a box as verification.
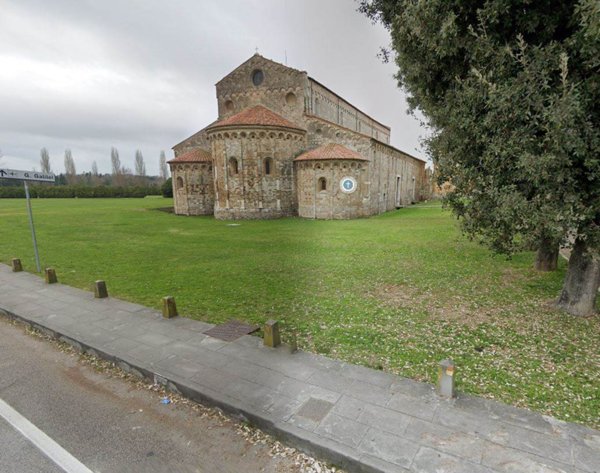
[437,359,456,398]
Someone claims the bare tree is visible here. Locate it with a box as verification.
[134,149,146,176]
[111,147,121,174]
[111,147,125,186]
[90,161,100,186]
[64,149,77,184]
[40,148,51,173]
[159,150,169,181]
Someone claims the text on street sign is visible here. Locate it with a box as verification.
[0,169,55,182]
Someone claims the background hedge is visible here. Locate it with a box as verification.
[0,185,161,198]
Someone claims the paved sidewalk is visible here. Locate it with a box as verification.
[0,264,598,473]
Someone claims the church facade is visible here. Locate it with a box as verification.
[169,54,428,219]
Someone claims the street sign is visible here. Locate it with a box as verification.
[0,169,55,182]
[0,168,55,273]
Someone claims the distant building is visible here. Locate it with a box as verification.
[169,54,427,219]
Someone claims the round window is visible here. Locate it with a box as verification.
[252,69,264,86]
[285,92,297,105]
[340,176,357,193]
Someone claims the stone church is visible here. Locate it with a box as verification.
[169,54,428,219]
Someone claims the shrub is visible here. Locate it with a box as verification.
[0,185,162,198]
[161,178,173,198]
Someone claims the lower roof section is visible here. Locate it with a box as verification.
[294,143,369,162]
[167,148,212,164]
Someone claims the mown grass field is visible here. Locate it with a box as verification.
[0,197,598,428]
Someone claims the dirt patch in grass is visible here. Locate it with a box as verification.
[371,283,524,327]
[499,267,527,287]
[372,283,425,307]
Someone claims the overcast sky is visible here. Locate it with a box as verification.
[0,0,430,176]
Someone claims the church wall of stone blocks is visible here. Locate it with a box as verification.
[169,54,428,220]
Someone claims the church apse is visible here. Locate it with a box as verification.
[169,53,428,220]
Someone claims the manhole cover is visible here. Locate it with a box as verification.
[296,398,334,423]
[203,320,259,342]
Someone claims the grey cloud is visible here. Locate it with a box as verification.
[0,0,430,176]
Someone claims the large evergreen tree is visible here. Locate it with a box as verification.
[360,0,599,315]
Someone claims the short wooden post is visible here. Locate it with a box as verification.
[437,359,456,398]
[45,267,57,284]
[289,331,298,354]
[162,296,178,319]
[94,280,108,298]
[263,320,281,348]
[11,258,23,272]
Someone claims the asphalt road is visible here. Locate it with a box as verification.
[0,317,303,473]
[0,416,63,473]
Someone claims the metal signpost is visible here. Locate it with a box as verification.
[0,169,55,272]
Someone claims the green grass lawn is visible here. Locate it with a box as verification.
[1,197,598,428]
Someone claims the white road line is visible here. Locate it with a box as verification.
[0,398,94,473]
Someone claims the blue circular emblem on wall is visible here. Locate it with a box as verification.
[340,176,357,193]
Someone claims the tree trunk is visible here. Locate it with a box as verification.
[556,239,600,316]
[534,237,559,271]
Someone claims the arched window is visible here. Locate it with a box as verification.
[176,176,184,189]
[228,157,239,175]
[318,177,327,191]
[264,157,272,175]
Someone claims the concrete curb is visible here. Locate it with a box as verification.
[0,306,378,473]
[2,264,598,473]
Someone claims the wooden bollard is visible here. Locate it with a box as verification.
[289,331,298,354]
[45,268,58,284]
[94,280,108,298]
[11,258,23,272]
[162,296,178,319]
[264,320,281,348]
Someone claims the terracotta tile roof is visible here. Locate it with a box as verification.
[209,105,304,131]
[167,148,212,164]
[294,143,369,162]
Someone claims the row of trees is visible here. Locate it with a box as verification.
[38,147,170,185]
[359,0,599,316]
